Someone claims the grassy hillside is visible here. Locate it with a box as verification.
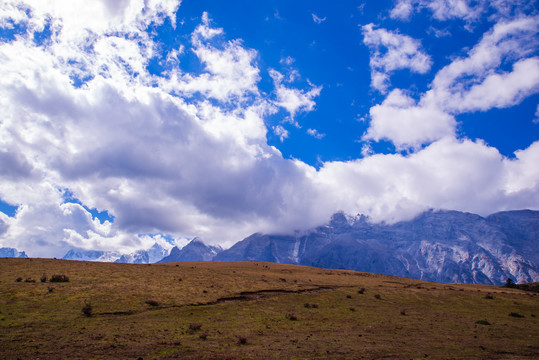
[0,258,537,359]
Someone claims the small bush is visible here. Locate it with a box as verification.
[346,295,352,299]
[374,294,381,300]
[47,286,54,293]
[199,333,208,340]
[484,294,494,300]
[82,302,93,317]
[400,309,406,316]
[286,312,298,321]
[504,278,515,288]
[237,336,248,345]
[40,274,48,283]
[358,288,365,294]
[24,278,35,283]
[189,323,202,331]
[349,307,356,312]
[50,274,69,282]
[15,277,22,282]
[304,303,318,309]
[145,300,159,307]
[475,320,491,325]
[509,312,524,318]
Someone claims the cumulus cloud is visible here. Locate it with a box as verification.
[364,15,539,149]
[317,138,539,224]
[362,24,432,92]
[364,90,456,149]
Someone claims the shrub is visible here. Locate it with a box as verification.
[145,300,159,307]
[504,278,515,288]
[346,295,352,299]
[189,323,202,331]
[374,294,381,300]
[286,313,297,321]
[476,320,491,325]
[24,278,35,283]
[358,288,365,294]
[50,274,69,282]
[400,309,406,316]
[304,303,319,309]
[82,302,93,317]
[15,277,22,282]
[199,333,208,340]
[40,274,48,283]
[484,294,494,300]
[509,312,524,318]
[237,336,248,345]
[349,307,356,312]
[47,286,54,293]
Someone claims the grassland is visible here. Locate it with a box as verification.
[0,258,537,359]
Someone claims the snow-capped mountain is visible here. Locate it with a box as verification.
[0,247,28,258]
[215,210,538,285]
[115,241,173,264]
[63,248,122,262]
[63,240,174,264]
[158,238,221,263]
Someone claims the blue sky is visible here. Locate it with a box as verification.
[0,0,538,257]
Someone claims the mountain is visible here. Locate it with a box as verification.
[0,247,28,258]
[115,241,173,264]
[62,248,121,262]
[63,240,174,264]
[158,238,221,262]
[215,210,539,285]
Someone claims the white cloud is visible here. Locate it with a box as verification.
[307,128,325,139]
[364,90,456,149]
[269,69,322,123]
[454,58,539,112]
[280,56,295,66]
[273,125,289,142]
[390,0,482,22]
[160,12,261,103]
[390,0,537,23]
[317,138,539,224]
[312,13,326,24]
[534,104,539,124]
[362,24,432,92]
[424,16,539,113]
[390,0,415,21]
[364,16,539,149]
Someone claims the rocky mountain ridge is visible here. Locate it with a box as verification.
[214,209,538,285]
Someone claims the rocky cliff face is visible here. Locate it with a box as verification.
[215,210,538,285]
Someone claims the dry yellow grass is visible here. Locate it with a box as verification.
[1,258,538,359]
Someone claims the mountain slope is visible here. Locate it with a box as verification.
[158,238,221,262]
[215,210,538,285]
